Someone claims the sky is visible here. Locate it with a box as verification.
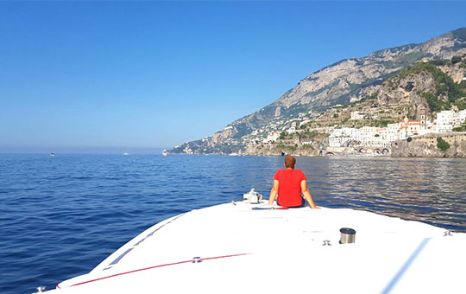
[1,1,466,153]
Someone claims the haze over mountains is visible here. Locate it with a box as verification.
[171,28,466,155]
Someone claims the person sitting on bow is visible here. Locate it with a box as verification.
[268,155,317,209]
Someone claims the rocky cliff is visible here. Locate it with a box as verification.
[391,133,466,158]
[171,28,466,155]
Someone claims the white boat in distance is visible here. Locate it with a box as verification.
[162,149,169,156]
[40,199,466,294]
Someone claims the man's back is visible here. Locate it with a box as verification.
[269,155,317,209]
[274,168,306,207]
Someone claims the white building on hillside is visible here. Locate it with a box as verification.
[350,111,365,120]
[459,110,466,124]
[328,118,427,149]
[263,132,280,143]
[436,110,466,132]
[329,127,390,148]
[399,118,422,139]
[436,111,455,132]
[357,126,390,148]
[386,123,402,142]
[300,119,311,127]
[329,128,354,147]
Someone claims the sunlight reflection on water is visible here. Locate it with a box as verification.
[299,157,466,232]
[0,154,465,294]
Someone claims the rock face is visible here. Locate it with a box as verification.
[171,28,466,155]
[377,67,437,122]
[391,133,466,157]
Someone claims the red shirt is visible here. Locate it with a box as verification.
[273,168,307,207]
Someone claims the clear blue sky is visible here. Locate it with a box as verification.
[1,1,465,153]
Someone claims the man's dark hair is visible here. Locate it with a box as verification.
[284,155,296,169]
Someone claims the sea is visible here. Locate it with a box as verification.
[0,154,465,294]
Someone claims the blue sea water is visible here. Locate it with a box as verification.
[0,154,465,294]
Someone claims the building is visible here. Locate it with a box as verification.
[436,111,455,132]
[458,110,466,124]
[329,118,427,149]
[436,110,466,133]
[416,104,429,125]
[399,118,423,138]
[286,127,297,134]
[356,126,390,148]
[329,127,390,148]
[350,111,365,120]
[300,119,311,127]
[263,132,280,143]
[386,123,402,142]
[329,128,354,147]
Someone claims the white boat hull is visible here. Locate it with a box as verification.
[42,201,466,293]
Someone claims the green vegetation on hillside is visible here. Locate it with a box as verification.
[430,59,450,66]
[422,92,450,112]
[279,129,323,141]
[393,62,466,112]
[276,143,297,153]
[437,137,450,151]
[453,122,466,132]
[396,62,437,80]
[279,131,287,140]
[451,56,462,64]
[370,119,397,127]
[452,28,466,42]
[299,130,318,139]
[455,99,466,110]
[430,56,465,66]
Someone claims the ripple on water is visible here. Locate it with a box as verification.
[0,154,465,294]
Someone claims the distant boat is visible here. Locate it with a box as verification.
[162,149,169,156]
[123,152,129,156]
[49,153,55,157]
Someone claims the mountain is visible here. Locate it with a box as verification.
[171,28,466,155]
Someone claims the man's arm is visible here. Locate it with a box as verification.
[301,180,317,209]
[268,180,279,205]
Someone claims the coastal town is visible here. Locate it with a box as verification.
[175,107,466,157]
[232,107,466,156]
[172,30,466,158]
[327,109,466,150]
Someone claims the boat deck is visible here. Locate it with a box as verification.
[43,201,466,293]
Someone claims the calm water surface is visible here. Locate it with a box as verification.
[0,154,465,293]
